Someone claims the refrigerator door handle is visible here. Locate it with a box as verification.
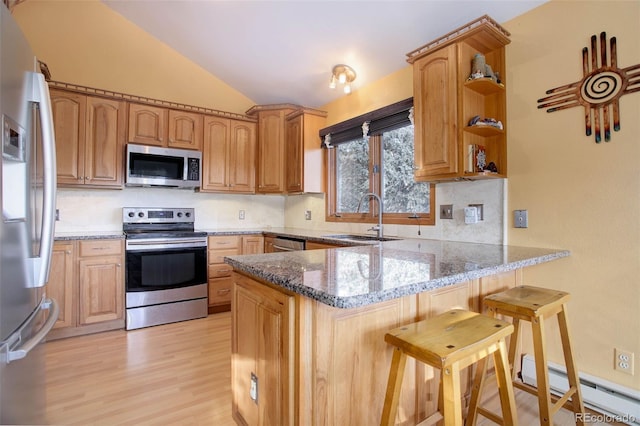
[28,72,57,288]
[6,298,59,363]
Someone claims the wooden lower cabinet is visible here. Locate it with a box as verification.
[230,270,520,425]
[208,235,264,312]
[48,239,125,340]
[232,273,295,426]
[48,241,75,329]
[305,241,345,250]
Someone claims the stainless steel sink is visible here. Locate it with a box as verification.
[321,234,400,242]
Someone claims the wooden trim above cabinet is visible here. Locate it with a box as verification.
[406,15,510,63]
[48,81,256,123]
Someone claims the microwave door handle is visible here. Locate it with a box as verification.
[28,72,57,288]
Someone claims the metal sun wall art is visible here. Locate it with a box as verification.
[537,32,640,143]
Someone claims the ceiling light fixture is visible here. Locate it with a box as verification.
[329,64,356,94]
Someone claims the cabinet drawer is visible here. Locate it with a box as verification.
[209,278,232,305]
[209,263,233,278]
[208,235,241,250]
[78,240,122,257]
[208,248,240,264]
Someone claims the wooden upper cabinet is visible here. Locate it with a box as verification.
[229,120,256,193]
[247,106,296,194]
[127,103,167,147]
[202,116,230,192]
[50,89,86,185]
[85,97,126,187]
[128,104,202,151]
[285,109,326,194]
[412,44,459,180]
[168,109,203,150]
[201,116,256,193]
[50,89,124,188]
[256,109,288,193]
[408,16,510,182]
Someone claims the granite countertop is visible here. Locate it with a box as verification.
[225,238,570,309]
[54,231,125,241]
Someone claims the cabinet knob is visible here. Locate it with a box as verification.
[116,264,121,267]
[65,250,71,254]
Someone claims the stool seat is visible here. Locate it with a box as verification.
[483,286,570,318]
[385,309,514,370]
[481,285,585,426]
[381,309,518,426]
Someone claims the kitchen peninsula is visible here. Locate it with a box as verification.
[224,238,569,425]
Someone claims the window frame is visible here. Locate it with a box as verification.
[324,126,435,227]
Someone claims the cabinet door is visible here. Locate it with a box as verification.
[202,116,230,191]
[229,120,256,193]
[263,237,275,253]
[48,242,75,329]
[84,97,125,187]
[50,90,86,186]
[256,110,286,193]
[168,109,203,150]
[209,277,233,306]
[413,44,459,180]
[128,103,167,146]
[285,114,303,193]
[78,256,123,325]
[242,235,264,255]
[232,273,295,426]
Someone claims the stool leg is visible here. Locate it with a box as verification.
[557,304,586,425]
[494,338,518,425]
[380,347,408,426]
[442,363,463,426]
[531,316,553,426]
[508,318,521,381]
[466,357,488,425]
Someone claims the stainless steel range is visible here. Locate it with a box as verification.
[123,207,208,330]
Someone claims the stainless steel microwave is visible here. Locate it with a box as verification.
[126,144,202,189]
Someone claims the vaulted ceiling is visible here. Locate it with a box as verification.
[102,1,546,108]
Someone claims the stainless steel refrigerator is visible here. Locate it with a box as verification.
[0,4,59,424]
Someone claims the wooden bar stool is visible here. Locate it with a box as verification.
[482,285,585,426]
[380,309,518,426]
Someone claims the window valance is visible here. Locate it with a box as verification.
[319,98,413,148]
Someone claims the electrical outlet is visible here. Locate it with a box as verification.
[305,210,312,220]
[440,204,453,220]
[239,210,245,220]
[614,348,634,375]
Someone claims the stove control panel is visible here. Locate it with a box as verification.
[122,207,195,224]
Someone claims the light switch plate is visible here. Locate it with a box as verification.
[440,204,453,220]
[514,210,528,228]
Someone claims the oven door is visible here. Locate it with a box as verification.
[125,238,207,293]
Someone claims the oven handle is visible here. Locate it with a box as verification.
[126,239,207,251]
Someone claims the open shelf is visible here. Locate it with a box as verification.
[464,78,505,95]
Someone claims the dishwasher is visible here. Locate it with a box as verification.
[271,237,305,252]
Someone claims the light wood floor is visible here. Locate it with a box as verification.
[44,313,612,426]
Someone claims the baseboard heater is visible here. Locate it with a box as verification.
[521,354,640,425]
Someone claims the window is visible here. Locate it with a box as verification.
[322,99,435,226]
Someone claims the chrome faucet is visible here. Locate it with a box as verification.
[356,192,383,239]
